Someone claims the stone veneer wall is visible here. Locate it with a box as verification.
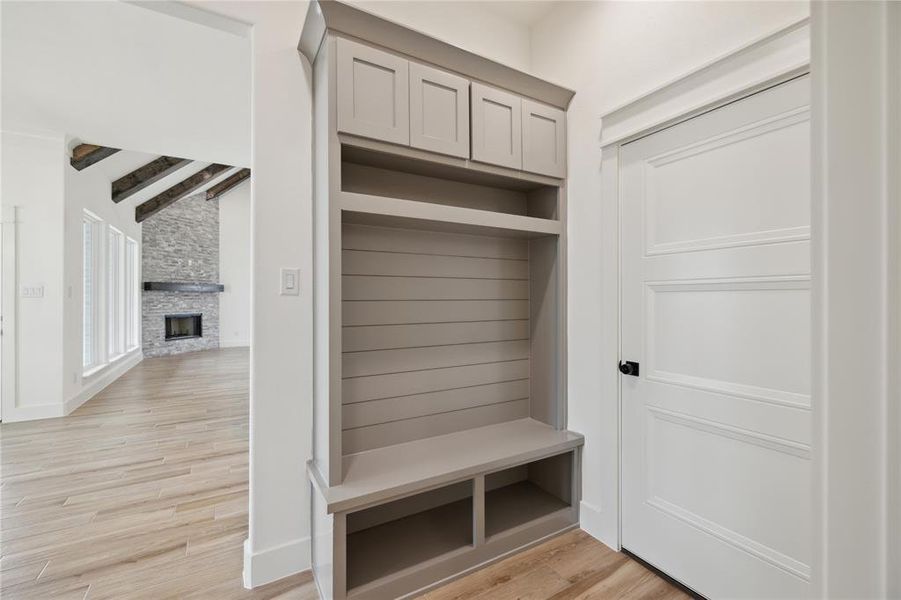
[142,193,220,357]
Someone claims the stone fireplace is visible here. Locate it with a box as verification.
[142,193,220,357]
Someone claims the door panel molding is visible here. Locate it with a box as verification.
[642,107,811,257]
[646,404,810,459]
[644,406,812,581]
[646,496,811,581]
[645,276,811,410]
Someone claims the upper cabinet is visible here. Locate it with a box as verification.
[409,63,470,158]
[333,36,567,179]
[470,82,523,170]
[336,37,410,146]
[522,99,566,178]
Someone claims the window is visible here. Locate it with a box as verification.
[125,237,139,350]
[108,226,125,360]
[82,212,103,371]
[84,215,139,374]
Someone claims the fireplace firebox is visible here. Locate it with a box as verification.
[165,313,202,340]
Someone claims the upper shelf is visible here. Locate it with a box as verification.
[308,418,584,514]
[339,192,562,239]
[342,137,560,192]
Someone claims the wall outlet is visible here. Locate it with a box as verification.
[280,268,300,296]
[20,285,44,298]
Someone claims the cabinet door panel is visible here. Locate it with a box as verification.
[337,37,410,145]
[522,99,566,178]
[471,82,522,170]
[410,63,470,158]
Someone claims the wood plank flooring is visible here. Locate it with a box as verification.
[1,348,688,600]
[421,529,690,600]
[0,348,315,599]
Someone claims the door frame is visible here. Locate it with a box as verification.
[811,3,901,597]
[599,7,901,595]
[596,12,811,581]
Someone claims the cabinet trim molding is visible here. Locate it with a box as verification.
[300,0,575,110]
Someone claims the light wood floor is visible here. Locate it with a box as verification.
[0,348,688,600]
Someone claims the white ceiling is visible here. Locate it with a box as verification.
[1,1,251,167]
[479,1,558,27]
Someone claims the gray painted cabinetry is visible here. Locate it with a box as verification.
[522,99,566,178]
[334,33,567,177]
[336,37,410,145]
[302,2,580,598]
[471,81,523,170]
[410,62,470,158]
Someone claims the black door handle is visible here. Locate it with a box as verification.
[619,361,639,377]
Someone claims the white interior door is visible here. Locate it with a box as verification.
[621,75,811,599]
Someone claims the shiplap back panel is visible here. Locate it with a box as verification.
[342,223,530,454]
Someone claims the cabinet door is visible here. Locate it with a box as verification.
[471,82,522,170]
[409,63,470,158]
[336,37,409,145]
[522,99,566,178]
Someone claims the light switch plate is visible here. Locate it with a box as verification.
[280,268,300,296]
[20,285,44,298]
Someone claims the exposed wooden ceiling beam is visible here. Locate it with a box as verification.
[112,156,192,203]
[70,144,120,171]
[135,164,230,223]
[206,168,250,201]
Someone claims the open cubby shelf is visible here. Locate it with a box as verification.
[346,483,474,591]
[340,142,562,238]
[485,452,574,539]
[340,451,576,596]
[341,141,559,194]
[485,481,571,538]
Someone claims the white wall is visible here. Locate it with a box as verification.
[0,0,251,166]
[219,184,251,348]
[0,131,146,422]
[528,0,809,547]
[183,0,313,587]
[348,1,532,72]
[0,131,66,421]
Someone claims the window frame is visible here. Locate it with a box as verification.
[125,236,140,351]
[82,210,104,373]
[107,225,126,362]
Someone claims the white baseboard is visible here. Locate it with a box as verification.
[65,351,143,415]
[243,536,311,589]
[220,340,250,348]
[1,353,143,423]
[580,500,620,551]
[1,402,65,423]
